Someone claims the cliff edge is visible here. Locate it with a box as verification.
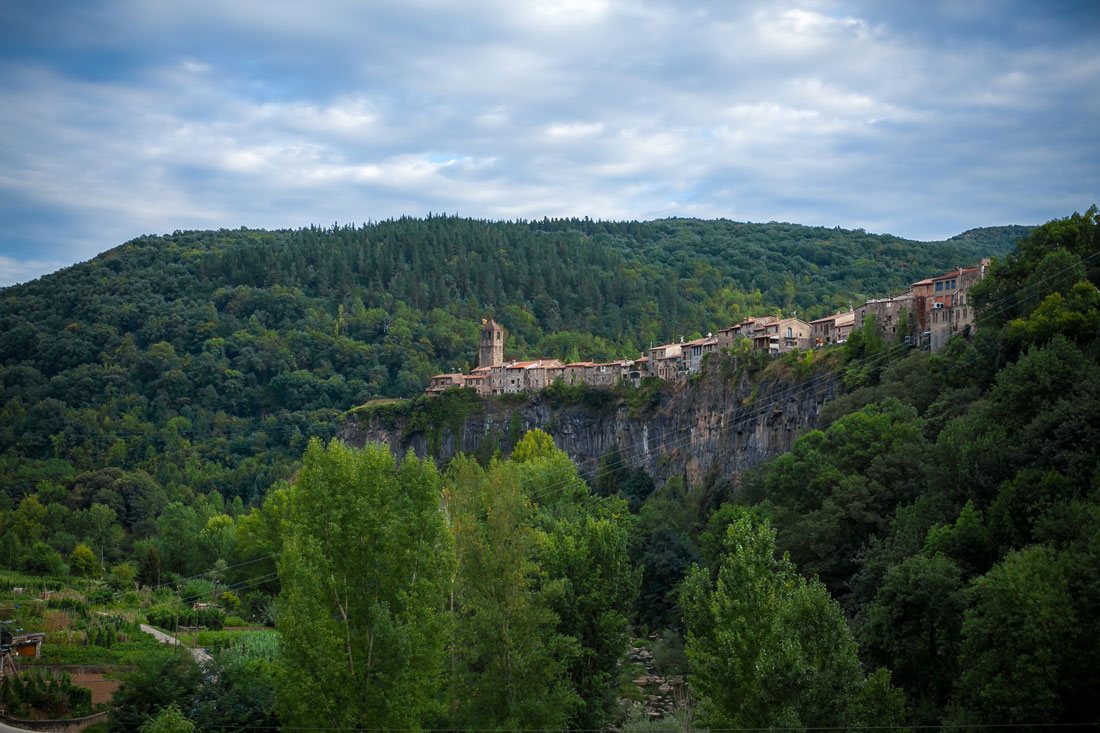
[341,352,843,489]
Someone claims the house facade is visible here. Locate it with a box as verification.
[810,310,855,346]
[856,293,915,343]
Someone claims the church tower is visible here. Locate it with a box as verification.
[479,319,505,368]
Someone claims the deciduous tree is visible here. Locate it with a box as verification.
[276,439,453,731]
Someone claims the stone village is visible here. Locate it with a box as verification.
[427,259,990,396]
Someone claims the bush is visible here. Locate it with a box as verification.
[21,542,66,576]
[0,668,93,719]
[219,590,240,612]
[145,604,185,630]
[68,544,99,578]
[46,595,89,615]
[108,563,137,591]
[177,579,215,605]
[87,586,114,605]
[147,603,226,631]
[109,650,202,732]
[193,606,225,630]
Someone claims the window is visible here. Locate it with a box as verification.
[935,281,943,291]
[786,326,793,338]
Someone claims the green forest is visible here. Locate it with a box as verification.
[0,216,1023,508]
[4,209,1097,730]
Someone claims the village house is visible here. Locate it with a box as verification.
[489,359,566,394]
[926,260,988,351]
[856,292,915,342]
[426,373,466,394]
[521,359,566,391]
[682,336,719,374]
[750,317,812,354]
[715,323,740,350]
[463,366,491,395]
[833,311,857,343]
[647,342,684,381]
[810,310,856,346]
[910,277,935,336]
[555,362,586,385]
[853,258,990,352]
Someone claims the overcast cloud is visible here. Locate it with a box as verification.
[0,0,1097,285]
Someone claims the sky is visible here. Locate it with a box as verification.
[1,1,1098,286]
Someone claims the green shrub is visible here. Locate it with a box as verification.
[45,595,89,615]
[178,579,215,605]
[21,542,66,576]
[193,606,225,630]
[0,668,93,718]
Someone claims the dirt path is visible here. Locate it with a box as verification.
[139,623,213,665]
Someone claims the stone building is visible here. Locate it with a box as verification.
[426,373,466,394]
[479,319,505,368]
[810,311,856,346]
[856,293,915,343]
[925,260,989,351]
[682,336,719,374]
[489,359,566,394]
[647,342,684,380]
[751,317,812,354]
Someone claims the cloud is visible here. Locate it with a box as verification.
[0,0,1097,279]
[0,255,69,288]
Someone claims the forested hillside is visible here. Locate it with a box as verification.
[0,207,1095,730]
[672,207,1100,727]
[0,216,1021,504]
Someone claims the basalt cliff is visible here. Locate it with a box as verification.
[341,355,843,488]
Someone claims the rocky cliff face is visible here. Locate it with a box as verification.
[341,357,842,488]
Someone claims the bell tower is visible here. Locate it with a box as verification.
[479,319,505,368]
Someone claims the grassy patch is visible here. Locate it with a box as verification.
[350,389,485,446]
[26,632,173,667]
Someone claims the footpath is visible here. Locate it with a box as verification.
[139,624,214,665]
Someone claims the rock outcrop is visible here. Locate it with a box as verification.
[341,356,841,488]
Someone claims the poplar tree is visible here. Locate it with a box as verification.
[276,439,453,730]
[444,455,579,730]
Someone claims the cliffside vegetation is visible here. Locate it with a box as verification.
[643,206,1099,728]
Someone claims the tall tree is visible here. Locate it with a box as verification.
[276,439,453,731]
[444,455,579,730]
[681,511,905,729]
[514,429,639,729]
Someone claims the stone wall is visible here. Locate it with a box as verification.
[0,710,109,733]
